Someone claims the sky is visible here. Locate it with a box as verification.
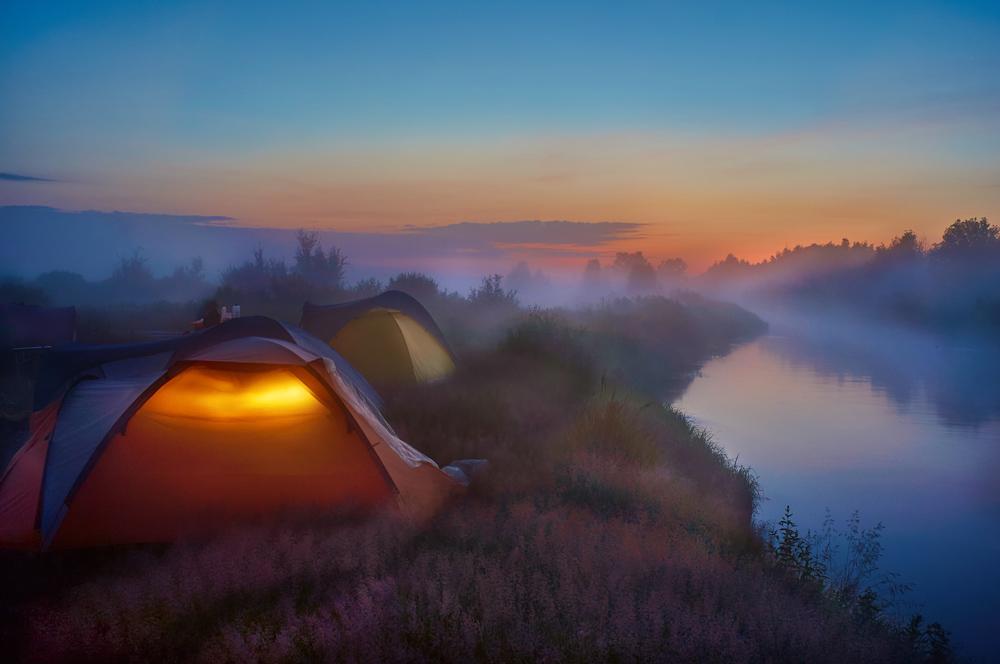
[2,0,999,276]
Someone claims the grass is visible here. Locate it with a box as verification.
[0,295,957,662]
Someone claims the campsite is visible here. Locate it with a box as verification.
[4,2,998,661]
[0,267,976,662]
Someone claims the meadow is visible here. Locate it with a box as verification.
[0,285,961,663]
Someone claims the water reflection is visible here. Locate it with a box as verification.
[758,317,1000,428]
[673,315,1000,660]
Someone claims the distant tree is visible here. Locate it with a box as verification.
[506,261,533,291]
[582,259,603,283]
[703,253,757,281]
[110,248,154,286]
[506,261,551,297]
[186,257,206,281]
[760,240,875,273]
[158,257,213,302]
[470,274,519,308]
[166,257,206,284]
[294,230,347,288]
[221,245,288,296]
[875,229,924,262]
[388,272,440,303]
[932,217,998,259]
[579,258,610,296]
[656,257,687,281]
[611,251,646,273]
[612,251,656,295]
[102,247,157,301]
[718,253,750,270]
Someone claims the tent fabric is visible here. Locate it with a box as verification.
[300,291,457,384]
[48,366,394,549]
[0,303,76,349]
[41,374,164,546]
[183,336,316,367]
[34,337,189,410]
[319,358,453,518]
[0,399,61,550]
[0,320,462,550]
[392,312,456,382]
[320,358,433,470]
[100,351,175,380]
[33,316,383,411]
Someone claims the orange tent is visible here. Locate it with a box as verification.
[0,318,462,550]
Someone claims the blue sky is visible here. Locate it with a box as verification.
[2,0,998,272]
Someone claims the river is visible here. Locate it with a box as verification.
[673,313,1000,661]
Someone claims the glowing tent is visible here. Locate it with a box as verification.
[0,317,462,550]
[300,291,457,385]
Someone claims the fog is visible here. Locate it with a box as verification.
[3,206,997,356]
[3,206,999,662]
[747,307,1000,427]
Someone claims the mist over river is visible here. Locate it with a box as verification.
[674,313,1000,661]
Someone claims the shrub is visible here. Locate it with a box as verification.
[387,273,440,303]
[469,274,519,308]
[0,277,51,307]
[352,277,385,298]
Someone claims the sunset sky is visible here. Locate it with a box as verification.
[2,0,998,275]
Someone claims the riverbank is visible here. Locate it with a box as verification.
[1,297,948,662]
[676,313,997,661]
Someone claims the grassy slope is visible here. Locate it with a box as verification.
[1,296,928,663]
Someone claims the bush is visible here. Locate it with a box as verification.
[469,274,519,308]
[0,277,51,307]
[387,273,440,304]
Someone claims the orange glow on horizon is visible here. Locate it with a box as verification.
[5,122,994,275]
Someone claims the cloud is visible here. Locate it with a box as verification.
[100,210,236,225]
[0,172,57,182]
[305,220,650,267]
[400,219,647,248]
[59,209,235,225]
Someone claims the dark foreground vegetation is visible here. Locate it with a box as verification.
[0,286,965,662]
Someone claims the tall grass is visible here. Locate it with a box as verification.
[17,503,922,663]
[561,398,663,467]
[2,295,948,663]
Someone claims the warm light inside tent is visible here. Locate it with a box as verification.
[142,366,324,420]
[52,362,396,548]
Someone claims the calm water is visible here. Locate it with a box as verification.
[674,315,1000,660]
